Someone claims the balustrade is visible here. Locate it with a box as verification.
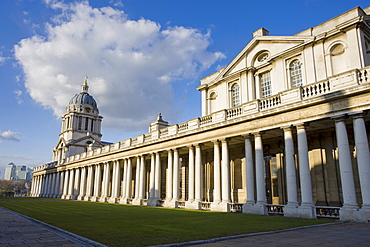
[315,206,340,219]
[226,106,242,119]
[201,202,211,210]
[230,203,243,213]
[260,95,280,110]
[358,68,368,84]
[266,204,285,215]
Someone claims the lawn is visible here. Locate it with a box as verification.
[0,197,331,246]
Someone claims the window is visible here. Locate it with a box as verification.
[290,60,302,87]
[78,116,82,130]
[260,72,271,98]
[231,84,240,107]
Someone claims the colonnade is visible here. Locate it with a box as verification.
[31,113,370,221]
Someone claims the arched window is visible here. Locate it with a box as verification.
[260,72,271,98]
[231,84,240,107]
[290,60,302,87]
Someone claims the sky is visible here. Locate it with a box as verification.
[0,0,369,179]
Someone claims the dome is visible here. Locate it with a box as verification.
[66,76,99,114]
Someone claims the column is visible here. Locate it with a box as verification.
[352,114,370,209]
[166,149,173,202]
[62,170,69,199]
[188,145,195,202]
[49,173,56,198]
[73,168,80,200]
[195,144,202,202]
[54,172,61,198]
[148,153,155,202]
[58,171,64,198]
[139,156,146,200]
[254,133,266,205]
[173,149,180,202]
[334,117,358,208]
[100,162,110,202]
[244,135,255,204]
[125,158,133,201]
[67,169,75,200]
[120,159,128,203]
[92,164,102,202]
[109,160,120,203]
[85,166,93,201]
[282,126,298,206]
[77,167,86,200]
[154,152,161,201]
[296,124,314,206]
[221,138,231,203]
[213,140,221,203]
[134,157,141,202]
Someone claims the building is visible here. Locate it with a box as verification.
[4,163,33,181]
[31,6,370,222]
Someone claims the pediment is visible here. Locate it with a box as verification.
[215,36,313,82]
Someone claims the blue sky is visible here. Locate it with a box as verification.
[0,0,368,179]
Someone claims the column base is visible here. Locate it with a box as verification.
[119,198,130,204]
[185,201,201,210]
[163,199,178,208]
[108,197,118,203]
[84,196,91,201]
[99,196,108,203]
[284,204,316,219]
[77,196,84,201]
[90,196,100,202]
[243,202,267,215]
[210,202,230,212]
[146,198,159,207]
[65,195,73,200]
[356,207,370,222]
[132,198,144,206]
[340,206,360,221]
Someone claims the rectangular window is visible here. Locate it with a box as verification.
[260,72,271,98]
[78,116,82,130]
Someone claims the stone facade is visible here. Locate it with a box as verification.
[32,7,370,222]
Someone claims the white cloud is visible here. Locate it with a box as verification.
[14,1,224,132]
[14,90,23,104]
[0,130,20,142]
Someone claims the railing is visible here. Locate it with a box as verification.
[178,122,188,132]
[40,67,370,168]
[266,204,285,215]
[201,202,211,210]
[200,115,212,125]
[316,206,340,219]
[260,95,281,110]
[302,80,331,99]
[157,200,164,207]
[358,68,369,84]
[230,203,243,213]
[226,106,242,118]
[178,201,185,209]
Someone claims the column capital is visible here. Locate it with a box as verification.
[253,131,264,137]
[281,125,293,131]
[295,122,309,130]
[194,143,204,147]
[332,114,347,122]
[242,133,252,139]
[220,138,231,143]
[211,139,220,144]
[349,111,366,119]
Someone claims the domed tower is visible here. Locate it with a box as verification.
[53,76,104,164]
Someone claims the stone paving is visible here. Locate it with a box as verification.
[1,206,370,247]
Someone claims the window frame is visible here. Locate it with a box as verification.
[289,59,303,88]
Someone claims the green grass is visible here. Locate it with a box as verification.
[0,197,332,246]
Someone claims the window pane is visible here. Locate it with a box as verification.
[290,60,302,87]
[231,84,240,107]
[260,72,271,98]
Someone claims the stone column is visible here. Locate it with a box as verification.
[147,153,156,205]
[139,155,146,200]
[126,158,133,201]
[154,152,162,202]
[352,113,370,220]
[91,164,102,202]
[85,166,93,201]
[245,134,254,204]
[296,124,315,219]
[334,117,358,206]
[166,149,173,203]
[49,173,55,198]
[212,140,221,204]
[120,159,127,203]
[188,145,195,202]
[54,172,61,198]
[42,174,48,197]
[193,144,202,210]
[253,132,267,215]
[282,126,298,206]
[73,168,80,200]
[67,169,75,200]
[62,170,69,199]
[58,171,64,198]
[334,116,358,220]
[172,149,180,204]
[133,157,141,203]
[109,160,121,203]
[77,167,86,200]
[100,162,109,203]
[221,138,231,204]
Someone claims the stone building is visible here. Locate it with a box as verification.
[31,6,370,222]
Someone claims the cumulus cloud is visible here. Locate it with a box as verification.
[0,130,20,142]
[14,1,224,132]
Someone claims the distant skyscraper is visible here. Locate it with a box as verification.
[4,163,16,180]
[3,163,33,181]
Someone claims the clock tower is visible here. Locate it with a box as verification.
[53,76,104,164]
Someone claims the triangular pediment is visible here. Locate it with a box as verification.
[215,35,313,82]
